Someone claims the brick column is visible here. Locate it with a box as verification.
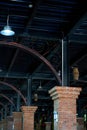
[2,119,7,130]
[13,112,22,130]
[7,116,14,130]
[77,117,85,130]
[21,106,37,130]
[45,122,51,130]
[49,86,81,130]
[0,120,3,130]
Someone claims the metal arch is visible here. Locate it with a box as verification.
[0,41,62,85]
[0,94,15,106]
[0,81,26,105]
[0,111,3,118]
[0,102,4,107]
[83,105,87,110]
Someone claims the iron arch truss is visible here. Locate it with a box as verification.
[0,93,15,106]
[0,81,26,105]
[0,41,62,85]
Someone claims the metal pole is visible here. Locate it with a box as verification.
[4,105,7,119]
[27,78,32,106]
[17,93,20,112]
[62,39,69,86]
[1,108,3,120]
[62,39,64,86]
[10,104,13,116]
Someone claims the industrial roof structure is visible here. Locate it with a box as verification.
[0,0,87,118]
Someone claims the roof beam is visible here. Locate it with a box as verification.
[4,49,19,80]
[0,72,55,80]
[67,12,87,40]
[20,34,58,41]
[69,35,87,44]
[24,0,42,32]
[70,47,87,67]
[32,44,61,74]
[69,39,87,44]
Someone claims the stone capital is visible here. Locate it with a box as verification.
[21,106,37,113]
[13,112,22,118]
[49,86,82,100]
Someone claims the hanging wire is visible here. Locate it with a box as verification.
[39,80,42,89]
[7,15,9,26]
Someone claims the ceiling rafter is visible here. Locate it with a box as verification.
[67,12,87,40]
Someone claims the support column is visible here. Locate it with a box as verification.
[10,104,13,116]
[16,93,20,112]
[0,120,3,130]
[62,39,69,86]
[49,86,82,130]
[21,106,37,130]
[45,122,51,130]
[2,119,7,130]
[7,116,14,130]
[13,112,22,130]
[27,78,32,106]
[77,117,85,130]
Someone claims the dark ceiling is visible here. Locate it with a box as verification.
[0,0,87,118]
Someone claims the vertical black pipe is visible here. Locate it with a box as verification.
[62,39,69,86]
[17,93,20,112]
[10,104,13,116]
[4,105,7,119]
[27,77,32,106]
[0,108,3,120]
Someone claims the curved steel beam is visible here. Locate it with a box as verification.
[0,111,3,118]
[83,105,87,110]
[0,81,26,105]
[0,102,4,107]
[0,94,15,106]
[0,41,62,85]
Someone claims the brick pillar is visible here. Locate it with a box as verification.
[7,116,14,130]
[0,120,3,130]
[21,106,37,130]
[77,117,85,130]
[13,112,22,130]
[2,119,7,130]
[0,121,1,130]
[45,122,51,130]
[49,86,81,130]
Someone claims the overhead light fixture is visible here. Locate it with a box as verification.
[28,3,33,8]
[37,81,43,91]
[0,15,15,36]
